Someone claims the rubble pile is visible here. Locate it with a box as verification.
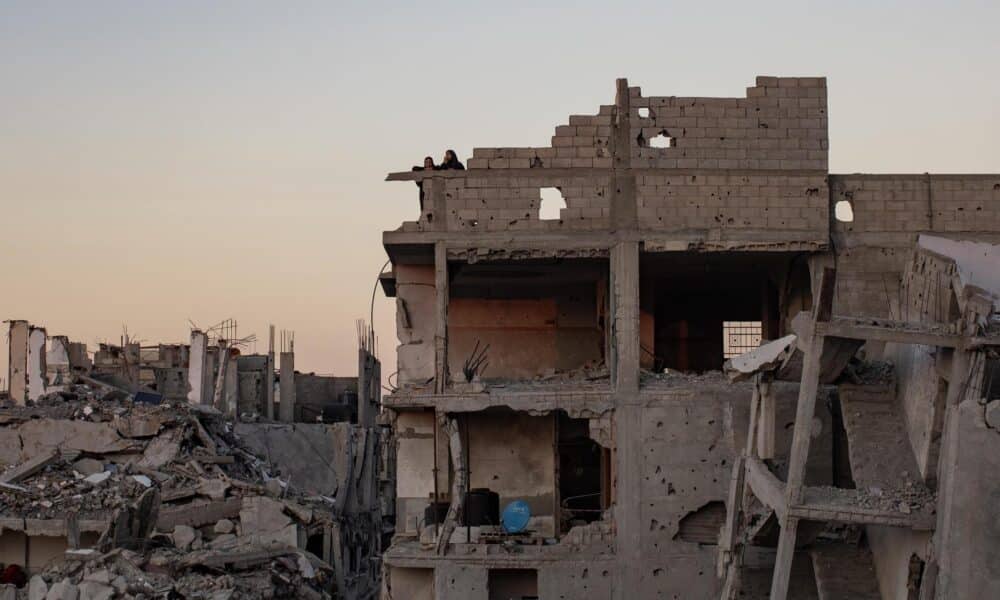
[0,378,343,599]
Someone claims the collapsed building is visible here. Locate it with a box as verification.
[377,77,1000,599]
[0,321,389,599]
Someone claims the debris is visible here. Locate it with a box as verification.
[214,518,235,534]
[83,471,110,486]
[172,525,197,550]
[28,576,47,600]
[0,448,60,484]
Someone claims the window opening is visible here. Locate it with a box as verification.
[723,321,762,358]
[835,199,854,222]
[539,187,566,220]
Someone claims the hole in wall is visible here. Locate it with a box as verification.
[673,501,726,544]
[649,132,672,148]
[835,200,854,222]
[539,187,566,220]
[638,107,650,118]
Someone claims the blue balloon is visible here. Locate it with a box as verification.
[501,500,531,533]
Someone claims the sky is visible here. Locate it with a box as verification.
[2,0,998,382]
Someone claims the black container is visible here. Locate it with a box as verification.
[423,501,450,526]
[462,488,500,526]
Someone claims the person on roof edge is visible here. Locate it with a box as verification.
[439,149,465,170]
[412,156,436,211]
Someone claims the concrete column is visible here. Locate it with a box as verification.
[610,241,641,599]
[770,268,835,600]
[434,242,449,394]
[27,326,47,402]
[224,356,238,418]
[187,330,208,405]
[279,351,295,422]
[265,325,275,420]
[610,241,640,393]
[46,335,71,386]
[7,320,29,405]
[212,344,229,412]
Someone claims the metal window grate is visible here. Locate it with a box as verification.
[723,321,763,359]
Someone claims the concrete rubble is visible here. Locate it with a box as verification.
[1,324,389,600]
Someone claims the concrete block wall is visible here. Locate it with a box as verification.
[630,77,828,171]
[397,77,832,238]
[448,293,603,379]
[439,174,612,232]
[395,265,436,385]
[466,108,615,171]
[636,172,829,232]
[632,382,832,599]
[830,174,1000,319]
[832,175,1000,234]
[467,77,828,173]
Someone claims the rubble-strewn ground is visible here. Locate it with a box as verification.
[0,379,345,599]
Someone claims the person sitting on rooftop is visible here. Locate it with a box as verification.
[412,156,436,172]
[439,149,465,170]
[412,156,436,211]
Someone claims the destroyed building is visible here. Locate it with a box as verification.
[377,77,1000,599]
[1,321,389,599]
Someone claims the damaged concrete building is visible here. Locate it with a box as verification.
[378,77,1000,599]
[1,322,389,599]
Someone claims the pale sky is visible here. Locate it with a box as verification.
[2,0,998,381]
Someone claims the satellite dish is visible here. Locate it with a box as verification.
[501,500,531,533]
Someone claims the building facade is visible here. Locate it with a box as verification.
[379,77,1000,599]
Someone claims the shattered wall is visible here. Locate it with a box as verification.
[466,411,555,534]
[934,397,1000,599]
[400,77,830,249]
[393,411,446,535]
[829,174,1000,319]
[448,294,602,379]
[7,321,29,404]
[631,380,832,598]
[395,265,436,385]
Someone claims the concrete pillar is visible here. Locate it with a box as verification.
[211,344,230,413]
[187,330,208,405]
[224,352,238,418]
[279,351,295,422]
[265,325,275,420]
[46,335,71,386]
[610,242,640,392]
[610,241,641,599]
[27,326,47,402]
[434,242,449,394]
[770,268,835,600]
[7,320,29,405]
